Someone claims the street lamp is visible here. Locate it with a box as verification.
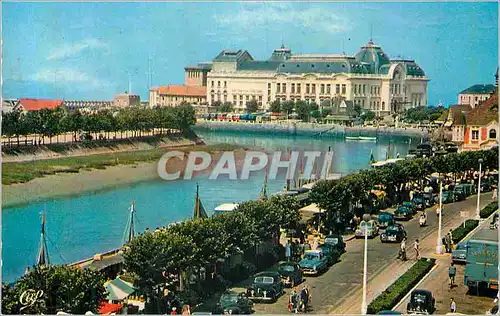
[436,179,443,254]
[361,213,371,315]
[476,158,483,219]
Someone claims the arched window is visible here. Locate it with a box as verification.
[489,129,497,139]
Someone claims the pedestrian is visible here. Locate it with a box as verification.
[449,263,456,287]
[289,288,298,313]
[414,239,420,260]
[171,307,177,315]
[300,285,308,312]
[182,305,191,315]
[399,238,407,261]
[450,298,456,313]
[285,240,292,261]
[493,187,498,201]
[447,229,454,252]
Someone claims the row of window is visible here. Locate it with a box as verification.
[211,81,227,88]
[411,93,423,106]
[276,83,347,95]
[471,129,497,141]
[390,84,405,95]
[187,71,202,79]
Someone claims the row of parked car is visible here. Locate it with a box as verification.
[215,235,348,314]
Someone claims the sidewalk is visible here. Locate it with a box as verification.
[394,213,497,314]
[330,194,494,314]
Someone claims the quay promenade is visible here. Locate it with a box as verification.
[195,120,429,138]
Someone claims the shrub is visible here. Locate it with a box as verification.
[451,219,479,244]
[367,258,435,314]
[480,201,498,219]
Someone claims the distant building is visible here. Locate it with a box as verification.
[149,85,207,109]
[113,94,140,108]
[458,84,496,108]
[64,100,113,112]
[198,40,428,115]
[184,63,212,87]
[324,99,356,126]
[440,104,472,143]
[2,99,18,113]
[15,98,64,112]
[461,90,498,151]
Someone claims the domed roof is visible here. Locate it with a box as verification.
[354,40,391,74]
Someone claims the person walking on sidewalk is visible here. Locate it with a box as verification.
[398,237,407,261]
[450,298,457,313]
[414,239,420,260]
[493,187,498,201]
[449,263,456,287]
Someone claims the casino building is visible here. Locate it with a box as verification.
[199,40,428,116]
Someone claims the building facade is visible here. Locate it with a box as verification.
[149,85,207,112]
[461,91,498,151]
[458,84,496,108]
[15,98,64,113]
[184,63,212,87]
[203,41,428,116]
[113,94,141,108]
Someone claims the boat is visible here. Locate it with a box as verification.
[214,203,239,215]
[345,136,377,141]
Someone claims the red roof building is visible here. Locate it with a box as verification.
[149,85,207,109]
[461,90,498,151]
[16,98,64,111]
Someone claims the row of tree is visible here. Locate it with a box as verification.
[2,103,197,145]
[309,148,498,231]
[402,106,445,123]
[123,195,301,313]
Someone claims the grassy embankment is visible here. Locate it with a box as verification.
[2,143,241,185]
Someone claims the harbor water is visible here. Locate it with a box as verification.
[2,130,417,283]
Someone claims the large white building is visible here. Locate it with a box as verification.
[204,40,429,116]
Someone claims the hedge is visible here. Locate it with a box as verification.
[451,219,479,244]
[480,201,499,219]
[367,258,436,314]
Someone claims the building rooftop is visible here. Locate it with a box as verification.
[158,85,206,97]
[18,98,63,111]
[465,91,498,126]
[459,84,496,95]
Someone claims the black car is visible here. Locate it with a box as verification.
[441,190,454,204]
[423,192,435,208]
[412,194,426,211]
[393,206,413,221]
[453,190,466,202]
[246,272,284,302]
[407,289,435,314]
[317,243,341,266]
[324,234,346,253]
[481,182,492,192]
[218,291,254,314]
[378,212,395,229]
[380,224,407,243]
[277,261,303,288]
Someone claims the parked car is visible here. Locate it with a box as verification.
[402,201,418,214]
[355,220,379,238]
[299,250,329,275]
[324,234,346,253]
[394,206,413,221]
[423,192,435,207]
[407,289,435,314]
[246,272,284,302]
[317,244,341,266]
[481,182,492,192]
[412,194,426,211]
[454,184,474,197]
[219,291,254,314]
[453,190,466,202]
[380,224,407,243]
[378,311,403,315]
[451,241,467,264]
[441,190,455,204]
[378,212,395,229]
[277,261,302,288]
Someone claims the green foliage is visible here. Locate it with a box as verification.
[246,100,259,113]
[480,201,498,218]
[310,148,498,231]
[2,265,107,314]
[367,258,436,314]
[451,219,479,244]
[217,102,233,113]
[361,110,375,122]
[269,100,281,113]
[402,106,445,123]
[281,101,295,115]
[295,101,311,122]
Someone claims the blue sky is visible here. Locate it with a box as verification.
[2,2,498,106]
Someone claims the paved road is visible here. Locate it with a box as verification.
[247,193,493,314]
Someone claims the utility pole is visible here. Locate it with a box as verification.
[476,159,483,219]
[146,56,154,89]
[361,213,370,314]
[436,180,443,254]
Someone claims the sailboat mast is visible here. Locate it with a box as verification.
[36,212,49,266]
[127,201,135,243]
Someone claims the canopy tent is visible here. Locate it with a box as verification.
[105,277,136,301]
[299,203,325,223]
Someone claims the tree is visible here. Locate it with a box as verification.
[246,100,259,113]
[295,101,311,122]
[353,104,363,118]
[281,101,295,117]
[2,265,106,314]
[361,110,375,122]
[173,103,196,132]
[217,102,233,113]
[269,100,281,113]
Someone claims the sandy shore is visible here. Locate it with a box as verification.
[2,148,251,208]
[2,162,160,208]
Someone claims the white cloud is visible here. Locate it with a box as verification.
[213,4,349,34]
[46,38,108,61]
[31,68,106,88]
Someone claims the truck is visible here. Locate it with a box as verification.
[463,228,499,292]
